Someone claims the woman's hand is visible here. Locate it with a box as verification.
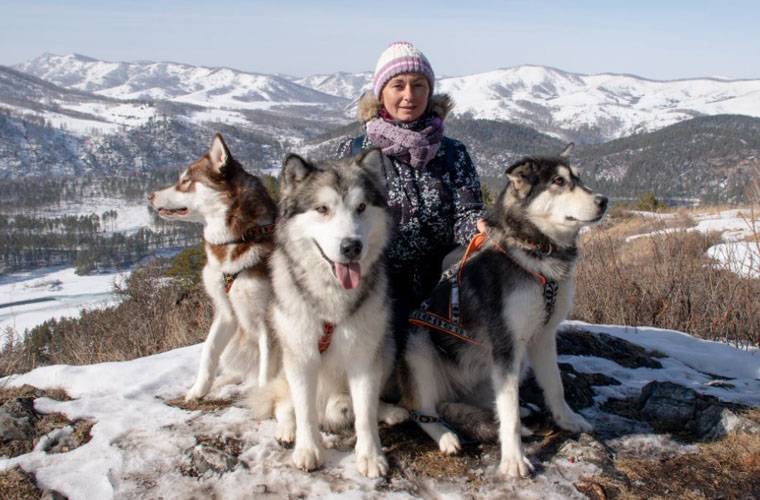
[477,218,488,234]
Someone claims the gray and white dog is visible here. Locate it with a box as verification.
[262,149,405,478]
[401,145,607,478]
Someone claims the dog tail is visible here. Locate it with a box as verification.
[247,374,290,420]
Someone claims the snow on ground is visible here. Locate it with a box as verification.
[563,321,760,406]
[623,208,760,279]
[0,267,128,338]
[0,322,758,499]
[7,198,156,234]
[707,241,760,279]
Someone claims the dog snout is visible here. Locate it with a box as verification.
[340,238,363,261]
[147,192,155,204]
[594,195,608,212]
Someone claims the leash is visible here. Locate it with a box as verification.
[209,223,276,294]
[409,411,477,445]
[409,232,559,346]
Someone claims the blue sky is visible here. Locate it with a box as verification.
[1,1,758,79]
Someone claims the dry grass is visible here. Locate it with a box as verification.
[575,211,760,349]
[583,432,760,499]
[0,467,41,500]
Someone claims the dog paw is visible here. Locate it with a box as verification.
[292,444,323,472]
[356,451,388,478]
[499,452,534,478]
[555,410,593,433]
[323,393,354,432]
[438,431,461,455]
[184,382,209,402]
[275,421,295,446]
[379,405,409,426]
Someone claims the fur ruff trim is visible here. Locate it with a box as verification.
[357,92,454,123]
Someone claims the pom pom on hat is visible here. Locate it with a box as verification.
[372,41,435,97]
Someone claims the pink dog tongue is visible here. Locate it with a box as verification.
[335,262,361,289]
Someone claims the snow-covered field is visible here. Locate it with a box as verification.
[0,267,128,339]
[0,322,757,499]
[625,208,760,279]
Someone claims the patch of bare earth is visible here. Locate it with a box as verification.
[163,397,235,412]
[0,466,42,500]
[0,384,93,458]
[579,431,760,499]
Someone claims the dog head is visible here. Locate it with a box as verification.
[277,149,391,290]
[148,133,273,232]
[496,144,608,246]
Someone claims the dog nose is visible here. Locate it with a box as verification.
[340,238,363,260]
[594,195,608,211]
[147,192,155,203]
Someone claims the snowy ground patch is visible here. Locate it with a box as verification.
[0,267,128,339]
[1,322,758,498]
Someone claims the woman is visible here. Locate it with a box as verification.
[338,41,485,352]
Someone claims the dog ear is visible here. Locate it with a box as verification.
[281,154,315,192]
[355,148,386,183]
[559,143,575,158]
[209,133,231,173]
[505,160,536,199]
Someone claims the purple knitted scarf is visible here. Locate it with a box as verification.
[365,113,444,169]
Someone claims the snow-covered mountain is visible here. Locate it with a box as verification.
[292,71,372,100]
[435,65,760,142]
[293,65,760,143]
[0,65,158,135]
[16,53,347,110]
[15,54,760,143]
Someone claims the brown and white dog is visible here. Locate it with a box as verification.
[148,134,278,400]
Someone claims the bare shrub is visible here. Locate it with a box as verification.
[575,221,760,348]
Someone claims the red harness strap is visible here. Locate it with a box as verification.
[459,232,549,287]
[409,232,556,346]
[319,322,335,353]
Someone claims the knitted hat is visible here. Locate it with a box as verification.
[372,42,435,98]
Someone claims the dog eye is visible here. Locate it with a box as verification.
[552,177,566,187]
[356,203,367,214]
[315,205,329,215]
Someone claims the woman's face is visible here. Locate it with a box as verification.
[380,73,430,123]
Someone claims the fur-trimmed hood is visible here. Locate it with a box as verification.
[356,92,454,123]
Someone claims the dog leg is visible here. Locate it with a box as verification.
[283,350,324,471]
[528,331,592,433]
[405,337,461,455]
[346,356,388,478]
[493,355,534,478]
[274,396,296,446]
[186,314,236,401]
[257,328,269,387]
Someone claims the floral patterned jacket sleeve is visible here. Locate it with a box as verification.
[448,139,485,246]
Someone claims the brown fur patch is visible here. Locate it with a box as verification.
[205,242,228,262]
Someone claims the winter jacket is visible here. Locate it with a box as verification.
[337,93,485,305]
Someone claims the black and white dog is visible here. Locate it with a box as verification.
[401,145,607,478]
